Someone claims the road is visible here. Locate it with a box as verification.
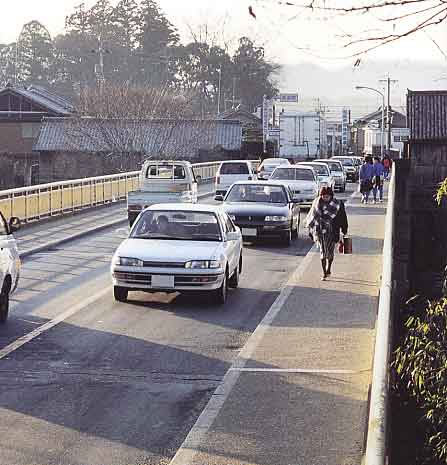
[0,187,354,465]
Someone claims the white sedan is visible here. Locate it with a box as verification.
[269,165,319,207]
[111,204,243,305]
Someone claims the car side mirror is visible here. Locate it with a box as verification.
[214,195,224,202]
[226,231,239,241]
[8,216,20,233]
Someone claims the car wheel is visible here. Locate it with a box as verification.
[214,270,228,305]
[228,260,240,289]
[114,286,128,302]
[291,219,299,239]
[0,292,9,324]
[282,228,292,247]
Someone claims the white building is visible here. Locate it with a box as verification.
[364,127,409,157]
[279,111,328,160]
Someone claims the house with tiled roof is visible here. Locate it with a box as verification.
[0,83,74,188]
[33,117,243,183]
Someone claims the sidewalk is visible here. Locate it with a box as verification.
[171,193,386,465]
[15,183,214,258]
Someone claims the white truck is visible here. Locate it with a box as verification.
[127,160,198,226]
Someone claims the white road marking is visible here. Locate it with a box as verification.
[0,287,110,360]
[169,245,317,465]
[230,367,363,374]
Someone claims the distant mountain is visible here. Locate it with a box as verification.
[278,60,447,120]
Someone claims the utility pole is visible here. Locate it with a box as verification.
[217,68,222,116]
[232,77,236,109]
[379,76,398,154]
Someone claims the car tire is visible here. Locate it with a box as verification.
[229,260,240,289]
[214,270,228,305]
[291,219,299,239]
[0,292,9,324]
[114,286,128,302]
[282,228,292,247]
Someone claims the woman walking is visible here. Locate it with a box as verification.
[306,186,348,281]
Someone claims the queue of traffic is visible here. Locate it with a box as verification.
[0,155,362,322]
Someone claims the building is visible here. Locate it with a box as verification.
[407,89,447,183]
[0,84,74,188]
[279,110,328,160]
[353,106,407,157]
[33,118,243,183]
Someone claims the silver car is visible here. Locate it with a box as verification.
[0,213,21,323]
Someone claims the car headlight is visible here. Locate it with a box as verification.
[265,215,288,222]
[185,260,221,269]
[114,256,144,267]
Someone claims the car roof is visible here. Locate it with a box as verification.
[219,160,253,164]
[232,180,291,187]
[298,161,329,168]
[262,158,289,163]
[315,158,342,164]
[146,203,222,213]
[273,164,315,171]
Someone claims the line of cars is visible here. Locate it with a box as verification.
[112,159,302,306]
[112,156,361,307]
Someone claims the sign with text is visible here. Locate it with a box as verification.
[275,93,299,103]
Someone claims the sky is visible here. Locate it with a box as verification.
[1,0,447,108]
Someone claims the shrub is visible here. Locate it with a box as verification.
[392,297,447,463]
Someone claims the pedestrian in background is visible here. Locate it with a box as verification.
[382,155,391,180]
[359,156,374,204]
[306,186,348,281]
[372,157,384,203]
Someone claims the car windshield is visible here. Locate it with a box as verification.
[131,210,222,241]
[335,159,353,166]
[220,163,249,175]
[226,184,287,204]
[303,164,329,176]
[327,162,343,172]
[271,168,315,181]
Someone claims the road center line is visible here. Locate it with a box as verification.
[0,287,110,360]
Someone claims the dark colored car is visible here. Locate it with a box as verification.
[215,181,300,246]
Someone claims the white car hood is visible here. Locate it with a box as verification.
[116,238,221,262]
[283,180,317,190]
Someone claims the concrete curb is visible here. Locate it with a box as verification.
[20,190,214,260]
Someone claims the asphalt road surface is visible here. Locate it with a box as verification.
[0,187,354,465]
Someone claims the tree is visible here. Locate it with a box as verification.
[65,83,205,171]
[136,0,179,85]
[16,21,55,85]
[259,0,447,55]
[232,37,279,111]
[0,44,17,87]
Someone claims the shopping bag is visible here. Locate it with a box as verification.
[343,236,353,254]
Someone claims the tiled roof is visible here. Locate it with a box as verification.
[407,90,447,141]
[0,84,74,116]
[34,118,243,158]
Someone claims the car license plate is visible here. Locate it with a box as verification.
[242,228,257,237]
[152,275,174,288]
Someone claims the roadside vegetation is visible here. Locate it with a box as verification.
[390,181,447,465]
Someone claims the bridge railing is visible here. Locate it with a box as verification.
[0,160,259,223]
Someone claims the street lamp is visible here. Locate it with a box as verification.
[217,68,222,116]
[355,85,385,158]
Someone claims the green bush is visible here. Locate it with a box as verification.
[393,297,447,463]
[436,178,447,206]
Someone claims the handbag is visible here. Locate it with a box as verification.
[343,236,353,254]
[338,241,344,253]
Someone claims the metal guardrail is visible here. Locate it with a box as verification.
[0,160,259,223]
[365,164,395,465]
